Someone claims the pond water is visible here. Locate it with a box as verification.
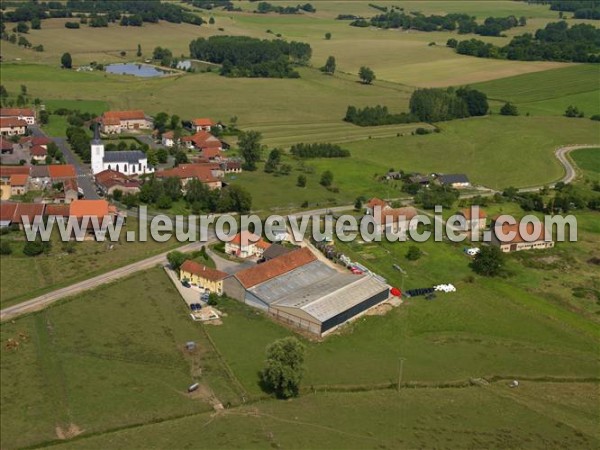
[105,63,170,78]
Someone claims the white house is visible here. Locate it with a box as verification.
[225,231,271,258]
[161,130,176,148]
[91,126,153,176]
[0,108,36,125]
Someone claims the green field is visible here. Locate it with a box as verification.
[44,384,600,449]
[231,116,600,211]
[0,267,244,449]
[474,65,600,116]
[2,238,599,449]
[0,219,181,307]
[571,147,600,182]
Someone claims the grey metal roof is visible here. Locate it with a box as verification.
[273,274,389,323]
[263,243,293,260]
[248,260,336,305]
[438,173,470,184]
[103,150,146,164]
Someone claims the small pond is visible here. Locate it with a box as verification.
[105,63,170,78]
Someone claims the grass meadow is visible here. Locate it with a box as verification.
[0,218,182,307]
[45,384,599,449]
[474,65,600,117]
[0,268,243,449]
[571,147,600,182]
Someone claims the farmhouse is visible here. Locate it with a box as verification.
[95,169,141,196]
[19,136,52,148]
[224,247,390,336]
[179,260,228,295]
[457,207,487,231]
[1,166,30,199]
[490,220,554,252]
[1,138,14,154]
[99,110,151,134]
[437,173,471,188]
[364,197,390,215]
[372,206,419,235]
[192,118,214,132]
[10,174,29,196]
[225,231,271,258]
[155,164,222,189]
[0,108,36,125]
[91,126,152,175]
[182,131,223,154]
[0,117,27,136]
[161,130,177,148]
[30,145,48,162]
[48,164,77,182]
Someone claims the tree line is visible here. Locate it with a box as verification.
[451,21,600,63]
[255,2,315,14]
[350,11,526,36]
[289,143,350,158]
[345,86,488,126]
[525,0,600,20]
[189,35,311,78]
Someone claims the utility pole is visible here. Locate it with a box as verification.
[397,357,406,391]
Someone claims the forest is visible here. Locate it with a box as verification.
[189,36,311,78]
[453,22,600,62]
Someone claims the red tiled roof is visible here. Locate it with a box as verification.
[180,260,228,281]
[13,203,46,224]
[188,131,221,150]
[366,198,388,209]
[1,138,14,151]
[162,130,175,139]
[374,207,418,224]
[230,231,262,246]
[69,199,111,218]
[155,164,219,183]
[0,166,30,178]
[95,169,125,185]
[102,110,146,121]
[20,136,52,146]
[45,204,70,217]
[0,202,18,221]
[48,164,77,179]
[10,174,28,186]
[0,117,27,128]
[0,108,35,117]
[493,221,551,244]
[235,247,316,288]
[31,145,47,157]
[460,208,487,220]
[63,178,78,192]
[192,118,214,127]
[202,147,223,159]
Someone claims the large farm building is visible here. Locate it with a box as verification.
[224,248,390,336]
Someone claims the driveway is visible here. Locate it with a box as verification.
[206,248,254,275]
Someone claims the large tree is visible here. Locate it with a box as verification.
[321,55,336,75]
[260,337,305,399]
[359,66,375,84]
[238,130,263,171]
[167,251,187,271]
[470,245,505,277]
[61,52,72,69]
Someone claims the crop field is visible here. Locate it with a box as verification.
[0,218,181,307]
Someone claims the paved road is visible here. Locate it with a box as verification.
[2,144,596,321]
[30,126,99,199]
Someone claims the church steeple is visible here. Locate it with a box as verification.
[90,123,105,174]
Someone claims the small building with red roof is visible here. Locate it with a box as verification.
[155,164,222,190]
[48,164,77,181]
[0,108,36,125]
[457,207,487,231]
[31,145,48,162]
[179,260,229,295]
[0,117,27,136]
[99,110,151,134]
[192,118,214,132]
[10,173,29,196]
[224,231,271,259]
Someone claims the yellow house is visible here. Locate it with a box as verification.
[179,260,228,295]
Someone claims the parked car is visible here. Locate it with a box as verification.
[181,280,191,288]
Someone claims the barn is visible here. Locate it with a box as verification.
[224,247,390,336]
